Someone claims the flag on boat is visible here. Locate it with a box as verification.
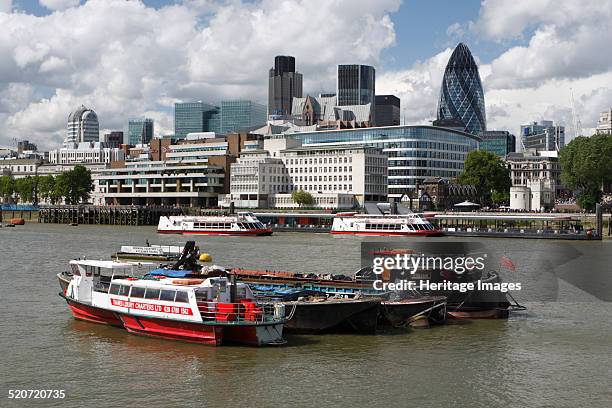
[500,255,516,271]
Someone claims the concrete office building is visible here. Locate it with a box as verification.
[127,118,154,145]
[375,95,400,126]
[223,138,387,209]
[268,56,303,118]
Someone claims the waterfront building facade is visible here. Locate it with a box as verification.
[478,130,516,157]
[596,108,612,135]
[274,125,480,199]
[268,56,303,118]
[375,95,400,126]
[93,160,225,207]
[174,102,219,139]
[223,139,387,209]
[48,142,125,165]
[0,157,42,179]
[437,43,486,135]
[65,105,99,145]
[520,121,565,151]
[127,118,154,145]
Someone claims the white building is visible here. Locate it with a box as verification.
[223,138,387,209]
[510,179,555,211]
[596,108,612,135]
[65,105,100,145]
[506,151,559,211]
[0,158,42,178]
[48,142,124,165]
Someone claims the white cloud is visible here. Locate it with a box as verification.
[39,0,80,11]
[0,0,400,148]
[0,0,11,13]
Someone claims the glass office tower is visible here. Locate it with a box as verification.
[174,102,219,139]
[437,43,486,135]
[127,118,154,145]
[220,100,267,133]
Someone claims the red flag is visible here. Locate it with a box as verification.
[500,255,516,271]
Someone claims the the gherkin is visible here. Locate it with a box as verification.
[437,43,486,135]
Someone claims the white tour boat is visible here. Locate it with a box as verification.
[331,212,444,236]
[59,260,286,346]
[157,212,273,236]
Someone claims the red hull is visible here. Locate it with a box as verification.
[157,228,273,236]
[64,297,123,327]
[119,315,223,345]
[331,230,444,237]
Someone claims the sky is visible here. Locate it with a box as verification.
[0,0,610,149]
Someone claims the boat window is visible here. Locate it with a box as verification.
[144,288,161,300]
[108,284,120,295]
[130,286,145,298]
[160,289,176,302]
[175,291,189,303]
[118,285,130,297]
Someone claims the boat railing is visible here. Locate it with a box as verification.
[196,301,285,324]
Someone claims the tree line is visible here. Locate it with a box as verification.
[0,165,93,205]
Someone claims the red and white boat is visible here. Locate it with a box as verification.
[59,260,286,346]
[157,212,273,236]
[331,212,444,236]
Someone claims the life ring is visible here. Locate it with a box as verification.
[172,278,204,285]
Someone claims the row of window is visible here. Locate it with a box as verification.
[109,284,189,303]
[286,156,353,165]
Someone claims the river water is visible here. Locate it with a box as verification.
[1,224,611,407]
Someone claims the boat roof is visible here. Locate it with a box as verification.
[112,276,232,289]
[70,259,155,268]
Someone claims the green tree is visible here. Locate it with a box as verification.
[560,134,612,210]
[55,165,93,204]
[14,176,35,203]
[37,175,57,204]
[291,190,314,207]
[458,151,511,205]
[0,176,15,201]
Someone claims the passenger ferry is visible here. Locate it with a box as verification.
[157,212,273,236]
[331,212,444,236]
[59,260,286,346]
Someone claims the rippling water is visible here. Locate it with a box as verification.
[1,224,611,407]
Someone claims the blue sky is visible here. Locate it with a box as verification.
[1,0,610,148]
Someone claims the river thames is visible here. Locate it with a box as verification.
[1,224,611,407]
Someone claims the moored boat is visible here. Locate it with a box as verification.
[331,212,444,236]
[157,212,272,236]
[60,260,286,346]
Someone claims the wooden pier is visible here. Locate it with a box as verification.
[38,206,182,226]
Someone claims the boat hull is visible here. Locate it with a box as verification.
[282,299,380,334]
[157,228,273,236]
[331,230,444,237]
[119,314,285,346]
[380,296,447,327]
[60,293,123,327]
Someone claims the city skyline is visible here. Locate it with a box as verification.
[0,0,610,149]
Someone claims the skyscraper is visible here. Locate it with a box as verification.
[337,64,375,106]
[437,43,486,135]
[268,56,303,117]
[174,102,219,139]
[127,118,154,145]
[65,105,99,145]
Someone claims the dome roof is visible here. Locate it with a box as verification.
[445,43,478,71]
[68,105,96,122]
